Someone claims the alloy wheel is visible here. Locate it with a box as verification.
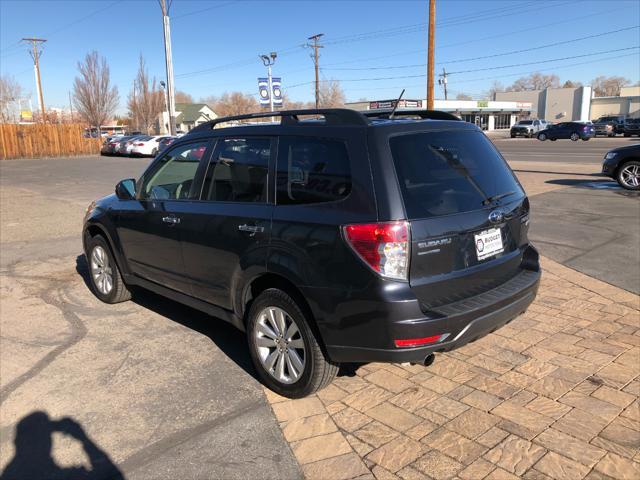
[254,306,306,384]
[90,245,113,294]
[620,164,640,189]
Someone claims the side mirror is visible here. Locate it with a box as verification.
[115,178,136,200]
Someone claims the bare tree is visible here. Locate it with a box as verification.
[562,80,583,88]
[509,73,559,91]
[590,76,630,97]
[455,93,473,100]
[72,51,119,131]
[204,92,258,117]
[0,75,23,122]
[175,90,193,103]
[485,80,505,100]
[318,80,345,108]
[128,56,164,134]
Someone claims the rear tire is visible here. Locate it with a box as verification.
[85,235,131,303]
[617,160,640,191]
[246,289,339,398]
[538,133,547,141]
[570,132,579,141]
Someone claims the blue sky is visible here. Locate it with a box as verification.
[1,0,639,114]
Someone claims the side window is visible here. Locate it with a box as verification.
[534,120,539,126]
[202,138,270,203]
[140,141,207,200]
[276,137,351,205]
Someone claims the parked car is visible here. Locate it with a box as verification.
[623,118,640,137]
[116,135,148,156]
[601,143,640,190]
[130,136,171,157]
[537,122,595,141]
[593,115,625,136]
[510,119,547,138]
[83,108,541,398]
[100,136,125,156]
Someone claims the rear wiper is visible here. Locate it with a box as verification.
[482,191,516,206]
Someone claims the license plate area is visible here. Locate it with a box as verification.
[475,227,504,261]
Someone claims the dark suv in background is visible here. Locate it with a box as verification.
[594,115,625,137]
[623,118,640,137]
[83,108,541,398]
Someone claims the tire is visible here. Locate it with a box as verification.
[246,288,339,398]
[85,234,131,303]
[151,148,158,156]
[510,134,515,138]
[538,133,547,141]
[617,160,640,191]
[581,137,590,141]
[570,132,579,141]
[624,133,630,137]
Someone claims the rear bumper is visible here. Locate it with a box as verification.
[325,264,540,364]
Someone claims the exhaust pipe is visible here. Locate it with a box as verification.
[423,353,435,367]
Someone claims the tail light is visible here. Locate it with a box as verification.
[342,221,409,280]
[135,143,144,146]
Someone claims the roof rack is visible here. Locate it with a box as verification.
[363,109,461,121]
[186,108,370,134]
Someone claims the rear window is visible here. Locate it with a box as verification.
[389,130,524,219]
[518,120,533,125]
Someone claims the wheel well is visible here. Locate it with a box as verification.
[244,273,328,352]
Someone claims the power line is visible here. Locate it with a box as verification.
[318,6,628,70]
[173,1,236,20]
[324,26,640,71]
[283,47,639,85]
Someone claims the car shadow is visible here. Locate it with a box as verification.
[75,255,257,380]
[75,255,358,380]
[544,179,640,197]
[0,411,124,480]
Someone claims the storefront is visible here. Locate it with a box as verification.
[345,99,533,131]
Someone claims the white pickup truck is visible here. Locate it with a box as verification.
[510,119,548,138]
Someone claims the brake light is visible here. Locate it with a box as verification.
[395,335,442,348]
[135,143,144,146]
[342,221,409,280]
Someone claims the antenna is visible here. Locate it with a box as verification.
[388,89,405,119]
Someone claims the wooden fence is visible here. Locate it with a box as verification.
[0,124,102,160]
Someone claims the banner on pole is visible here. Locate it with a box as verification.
[258,78,270,107]
[272,77,282,107]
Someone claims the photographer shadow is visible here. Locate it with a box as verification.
[1,411,124,480]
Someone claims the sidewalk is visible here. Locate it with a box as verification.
[266,256,640,479]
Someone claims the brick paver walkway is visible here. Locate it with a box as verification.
[265,257,640,479]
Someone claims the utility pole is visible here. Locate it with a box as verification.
[426,0,436,110]
[159,0,176,136]
[160,80,169,133]
[68,91,74,123]
[260,52,277,119]
[307,34,324,109]
[22,37,46,122]
[438,67,448,100]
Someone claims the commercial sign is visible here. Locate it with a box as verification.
[369,99,422,110]
[20,110,33,121]
[476,100,488,108]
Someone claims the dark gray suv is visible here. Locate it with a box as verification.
[83,109,540,397]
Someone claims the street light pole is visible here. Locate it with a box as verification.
[159,0,176,136]
[260,52,277,122]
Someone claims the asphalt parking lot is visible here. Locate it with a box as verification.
[0,135,638,478]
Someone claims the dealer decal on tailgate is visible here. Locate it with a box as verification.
[475,228,504,260]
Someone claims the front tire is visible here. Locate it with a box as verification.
[246,289,338,398]
[538,133,547,141]
[86,235,131,303]
[617,161,640,191]
[570,132,579,141]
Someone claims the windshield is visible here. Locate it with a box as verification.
[389,130,524,219]
[518,120,533,125]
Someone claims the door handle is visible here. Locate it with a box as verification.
[162,215,181,225]
[238,224,264,234]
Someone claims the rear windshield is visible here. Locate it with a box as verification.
[518,120,533,125]
[390,130,524,219]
